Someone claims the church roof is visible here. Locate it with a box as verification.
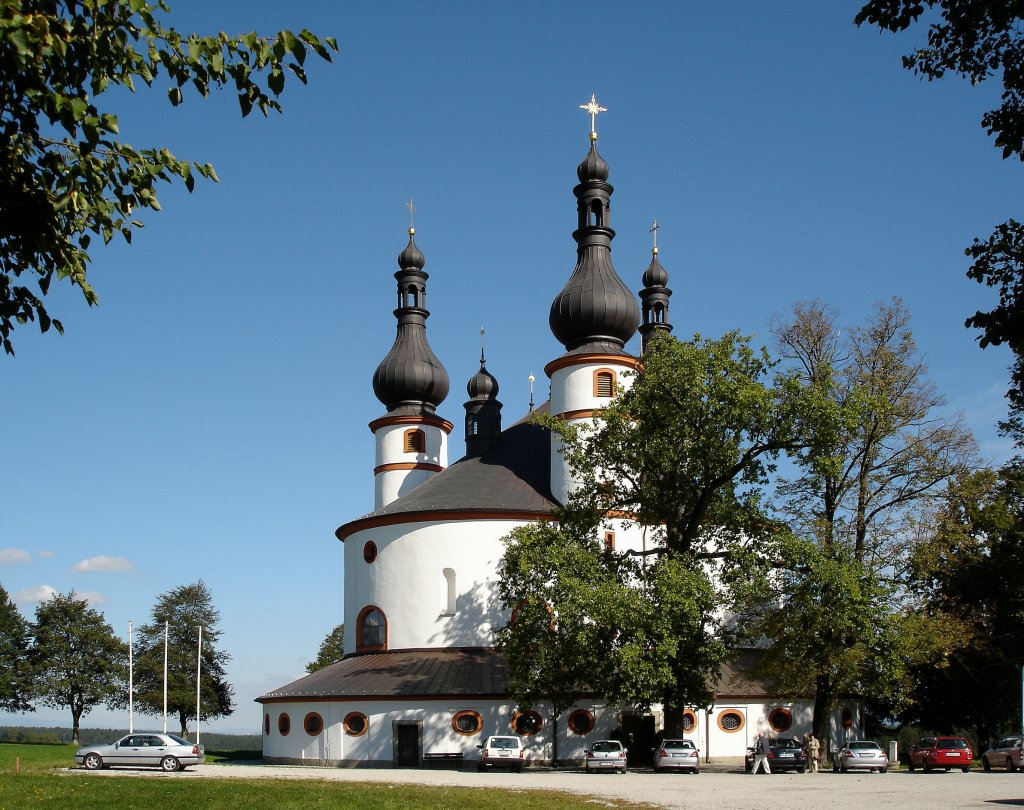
[257,648,510,701]
[337,405,556,540]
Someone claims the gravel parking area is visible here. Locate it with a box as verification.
[75,761,1024,809]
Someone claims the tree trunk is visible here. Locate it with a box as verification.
[811,673,834,760]
[178,709,189,737]
[551,711,559,767]
[71,706,83,745]
[663,705,686,738]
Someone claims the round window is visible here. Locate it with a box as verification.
[681,710,697,733]
[768,707,792,733]
[277,712,291,736]
[512,710,543,736]
[451,710,483,736]
[304,712,324,736]
[263,713,270,736]
[344,711,368,737]
[717,710,744,733]
[567,709,595,736]
[363,541,377,564]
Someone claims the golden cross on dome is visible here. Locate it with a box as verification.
[579,94,607,136]
[406,198,416,233]
[650,219,660,253]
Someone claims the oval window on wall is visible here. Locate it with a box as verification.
[264,713,270,736]
[277,712,291,736]
[304,712,324,736]
[567,709,595,736]
[717,710,745,733]
[363,541,378,564]
[451,710,483,736]
[511,710,543,736]
[768,707,793,733]
[681,710,697,733]
[344,711,368,737]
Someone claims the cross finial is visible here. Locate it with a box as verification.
[406,198,416,234]
[650,219,660,254]
[480,327,486,364]
[528,373,535,412]
[579,94,607,139]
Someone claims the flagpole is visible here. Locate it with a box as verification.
[128,621,134,734]
[196,626,202,746]
[162,620,168,734]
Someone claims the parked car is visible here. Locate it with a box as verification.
[744,737,808,773]
[907,736,973,772]
[652,738,700,773]
[75,732,204,772]
[982,736,1023,772]
[832,740,888,773]
[585,739,628,773]
[476,735,525,772]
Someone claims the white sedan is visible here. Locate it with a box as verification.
[75,732,205,772]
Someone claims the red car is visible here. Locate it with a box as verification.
[908,736,973,772]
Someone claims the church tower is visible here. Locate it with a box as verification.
[370,228,451,508]
[463,341,503,457]
[546,96,641,504]
[638,223,673,354]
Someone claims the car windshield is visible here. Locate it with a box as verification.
[592,741,622,752]
[167,734,191,746]
[489,738,519,750]
[661,740,695,750]
[772,739,801,749]
[936,738,969,749]
[848,742,881,750]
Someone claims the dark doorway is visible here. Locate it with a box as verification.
[395,723,421,767]
[621,714,656,767]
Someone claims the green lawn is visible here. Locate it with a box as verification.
[0,744,657,809]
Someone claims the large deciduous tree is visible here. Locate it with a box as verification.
[306,623,344,673]
[855,1,1024,443]
[0,0,337,354]
[28,591,128,743]
[0,583,33,712]
[134,580,233,735]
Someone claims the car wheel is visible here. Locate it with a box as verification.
[833,760,840,773]
[961,767,970,773]
[882,767,888,773]
[1009,758,1018,773]
[924,763,932,773]
[908,760,915,772]
[476,761,484,772]
[982,757,991,772]
[797,766,806,774]
[160,756,180,772]
[515,766,523,774]
[82,753,103,770]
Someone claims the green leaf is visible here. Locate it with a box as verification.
[168,86,182,105]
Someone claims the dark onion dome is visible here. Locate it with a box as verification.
[550,134,639,354]
[639,245,673,354]
[466,359,499,400]
[372,230,450,414]
[464,351,503,457]
[642,250,669,288]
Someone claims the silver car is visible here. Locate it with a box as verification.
[982,736,1023,771]
[833,740,888,773]
[585,739,628,773]
[75,732,205,772]
[653,738,700,773]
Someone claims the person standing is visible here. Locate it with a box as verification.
[808,734,820,773]
[752,732,772,774]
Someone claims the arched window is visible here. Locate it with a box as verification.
[404,429,425,454]
[442,568,456,615]
[593,369,616,398]
[603,531,615,552]
[356,605,387,651]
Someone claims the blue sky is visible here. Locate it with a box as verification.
[2,1,1021,733]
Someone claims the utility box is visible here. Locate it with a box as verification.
[889,741,898,765]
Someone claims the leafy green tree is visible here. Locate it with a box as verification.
[0,583,33,712]
[306,623,344,673]
[0,0,337,354]
[134,580,233,735]
[28,591,128,743]
[855,2,1024,443]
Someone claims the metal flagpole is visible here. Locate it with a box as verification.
[128,621,134,733]
[162,621,168,733]
[195,626,202,746]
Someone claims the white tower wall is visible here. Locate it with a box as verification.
[371,417,451,508]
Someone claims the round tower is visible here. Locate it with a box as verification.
[463,346,502,457]
[546,97,641,504]
[638,224,673,354]
[370,228,452,508]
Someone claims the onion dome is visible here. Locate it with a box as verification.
[464,348,502,457]
[638,238,673,354]
[550,129,640,355]
[372,229,450,414]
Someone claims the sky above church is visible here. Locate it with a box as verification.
[3,1,1021,733]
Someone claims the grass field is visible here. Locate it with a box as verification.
[0,743,656,809]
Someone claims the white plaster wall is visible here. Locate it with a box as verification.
[372,423,449,508]
[344,519,527,654]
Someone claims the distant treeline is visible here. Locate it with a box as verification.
[0,726,261,750]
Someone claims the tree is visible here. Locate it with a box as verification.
[500,331,806,735]
[28,591,128,743]
[854,2,1024,443]
[0,0,337,354]
[134,580,233,735]
[0,583,33,712]
[306,623,344,673]
[746,299,976,745]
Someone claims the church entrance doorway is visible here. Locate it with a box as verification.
[394,723,421,767]
[621,713,656,767]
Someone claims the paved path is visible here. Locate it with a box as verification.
[72,761,1024,809]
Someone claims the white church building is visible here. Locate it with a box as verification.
[257,103,861,767]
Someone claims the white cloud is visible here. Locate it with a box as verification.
[37,550,56,559]
[78,591,107,607]
[0,548,31,566]
[72,556,133,573]
[16,585,57,604]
